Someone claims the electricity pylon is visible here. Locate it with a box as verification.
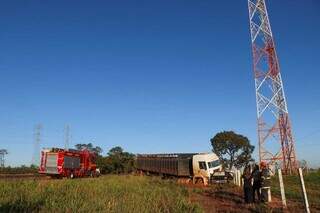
[0,149,8,168]
[64,124,70,150]
[248,0,298,173]
[32,124,42,166]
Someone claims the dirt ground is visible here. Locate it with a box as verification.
[186,183,308,213]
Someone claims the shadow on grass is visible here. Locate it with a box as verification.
[0,200,43,213]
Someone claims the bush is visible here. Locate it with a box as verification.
[0,165,38,174]
[271,170,320,209]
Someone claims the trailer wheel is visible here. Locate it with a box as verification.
[195,178,204,185]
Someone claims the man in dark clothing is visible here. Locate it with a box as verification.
[252,164,261,202]
[242,165,253,203]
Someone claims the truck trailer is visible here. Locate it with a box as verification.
[136,153,232,185]
[39,148,99,178]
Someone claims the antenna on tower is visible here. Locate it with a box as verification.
[64,124,70,150]
[248,0,298,173]
[0,149,8,168]
[32,124,42,166]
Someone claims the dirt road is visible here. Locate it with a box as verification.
[187,184,306,213]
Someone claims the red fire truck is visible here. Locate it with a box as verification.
[39,148,99,178]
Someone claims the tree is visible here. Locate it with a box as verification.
[210,131,254,169]
[74,143,103,156]
[108,146,123,156]
[0,149,8,154]
[298,159,308,172]
[97,146,135,174]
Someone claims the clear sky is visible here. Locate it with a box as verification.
[0,1,319,167]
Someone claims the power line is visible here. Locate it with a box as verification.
[296,128,320,142]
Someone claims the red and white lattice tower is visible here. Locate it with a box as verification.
[248,0,298,173]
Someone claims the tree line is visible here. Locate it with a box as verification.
[74,143,135,174]
[0,131,256,174]
[0,165,38,174]
[79,130,255,174]
[1,130,313,174]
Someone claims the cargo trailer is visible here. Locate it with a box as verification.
[137,153,232,185]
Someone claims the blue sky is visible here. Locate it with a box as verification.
[0,1,319,167]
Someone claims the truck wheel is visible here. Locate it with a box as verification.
[196,178,204,185]
[70,173,74,179]
[138,170,144,176]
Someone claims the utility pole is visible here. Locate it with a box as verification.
[32,124,42,166]
[0,149,8,168]
[64,124,70,150]
[248,0,298,173]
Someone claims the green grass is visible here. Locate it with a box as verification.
[271,170,320,210]
[0,175,202,213]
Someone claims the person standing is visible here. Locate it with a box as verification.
[260,162,271,202]
[242,165,253,203]
[252,164,261,202]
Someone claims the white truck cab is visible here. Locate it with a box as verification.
[192,153,222,185]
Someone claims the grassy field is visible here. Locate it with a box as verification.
[0,172,319,213]
[271,170,320,211]
[0,175,202,213]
